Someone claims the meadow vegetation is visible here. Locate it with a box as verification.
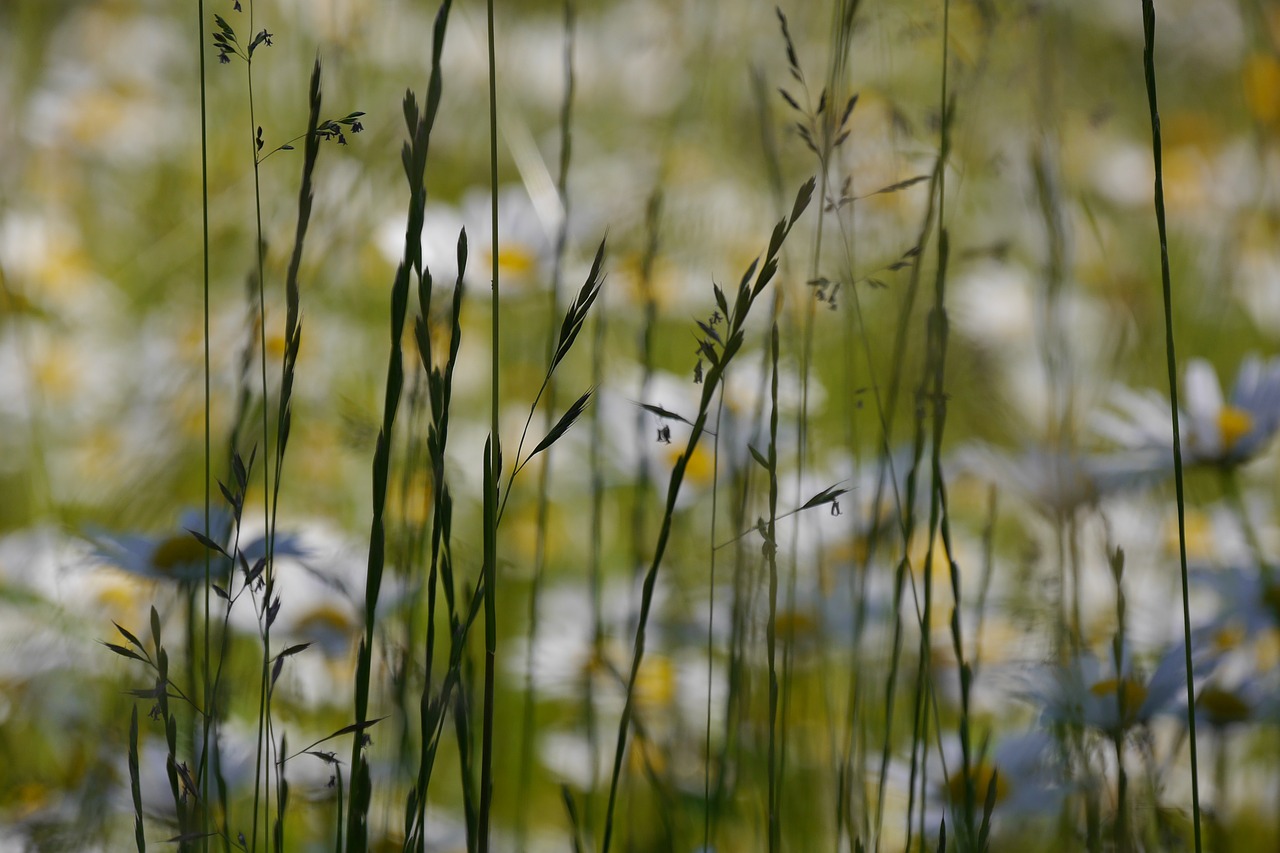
[3,0,1280,851]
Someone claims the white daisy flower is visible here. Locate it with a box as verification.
[1191,563,1280,648]
[1092,355,1280,467]
[927,730,1065,841]
[952,443,1167,517]
[376,185,555,295]
[1028,641,1219,737]
[88,509,304,586]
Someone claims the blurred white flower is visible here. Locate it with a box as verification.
[88,509,302,585]
[1028,641,1218,737]
[926,730,1065,843]
[1092,355,1280,467]
[377,185,554,295]
[953,443,1167,517]
[1192,563,1280,644]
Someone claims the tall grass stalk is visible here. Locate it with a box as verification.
[401,8,458,847]
[874,2,956,844]
[600,177,814,853]
[1109,547,1131,852]
[516,1,576,846]
[1137,1,1203,849]
[346,0,454,835]
[898,30,980,843]
[870,127,945,853]
[585,274,608,846]
[765,322,782,853]
[263,57,324,853]
[234,3,276,845]
[774,16,819,825]
[914,0,955,841]
[407,230,466,852]
[128,702,145,852]
[775,13,824,837]
[392,367,429,771]
[197,0,214,848]
[478,0,502,847]
[701,380,727,852]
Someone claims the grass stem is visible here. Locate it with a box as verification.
[1137,2,1203,849]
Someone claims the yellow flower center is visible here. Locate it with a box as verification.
[775,609,818,643]
[1090,677,1148,729]
[485,243,538,282]
[635,655,675,710]
[296,604,355,635]
[296,604,357,657]
[1211,622,1245,653]
[1258,627,1280,671]
[33,349,79,400]
[1217,406,1253,454]
[1243,54,1280,127]
[389,470,434,529]
[946,761,1008,808]
[151,534,208,575]
[95,573,143,618]
[626,733,667,776]
[1166,510,1212,560]
[13,782,53,819]
[0,287,36,315]
[666,443,716,487]
[582,644,675,710]
[1197,685,1251,727]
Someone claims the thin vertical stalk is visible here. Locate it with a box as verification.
[1110,547,1130,853]
[197,0,213,849]
[765,322,782,853]
[585,280,607,844]
[600,178,814,853]
[129,704,146,853]
[244,0,274,843]
[477,0,501,849]
[1137,2,1203,850]
[701,383,729,851]
[516,3,575,845]
[348,3,452,838]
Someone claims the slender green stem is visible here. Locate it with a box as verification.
[766,322,782,853]
[702,384,727,851]
[600,178,814,853]
[1137,2,1202,850]
[477,0,501,849]
[585,280,607,845]
[244,2,274,843]
[515,3,575,845]
[197,0,213,848]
